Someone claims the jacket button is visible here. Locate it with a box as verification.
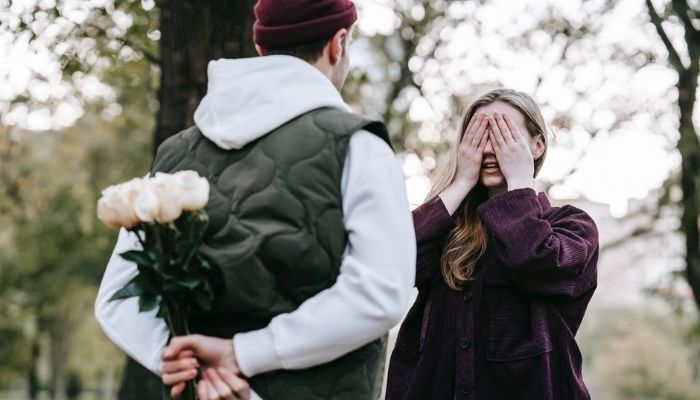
[460,337,471,349]
[461,383,472,394]
[463,289,472,302]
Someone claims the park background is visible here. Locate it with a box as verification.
[1,0,700,399]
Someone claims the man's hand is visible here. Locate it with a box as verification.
[162,334,243,399]
[162,349,199,397]
[197,368,251,400]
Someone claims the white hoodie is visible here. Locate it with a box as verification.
[95,55,416,380]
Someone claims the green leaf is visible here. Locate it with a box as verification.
[120,250,156,267]
[139,293,161,312]
[162,282,181,292]
[182,255,199,274]
[198,256,211,271]
[156,301,170,321]
[193,292,213,311]
[135,265,163,294]
[153,259,168,275]
[109,281,143,301]
[192,211,210,234]
[174,275,200,290]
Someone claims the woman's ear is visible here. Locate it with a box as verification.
[532,134,546,159]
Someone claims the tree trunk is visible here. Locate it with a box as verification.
[678,63,700,311]
[646,0,700,314]
[153,0,257,154]
[120,2,257,398]
[48,321,70,400]
[28,336,39,400]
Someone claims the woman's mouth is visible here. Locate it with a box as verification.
[482,162,499,173]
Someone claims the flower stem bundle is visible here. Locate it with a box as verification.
[98,171,216,400]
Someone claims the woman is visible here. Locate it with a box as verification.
[385,89,599,400]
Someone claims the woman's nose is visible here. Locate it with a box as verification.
[484,138,494,154]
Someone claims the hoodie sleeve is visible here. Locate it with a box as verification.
[94,228,170,375]
[233,130,417,377]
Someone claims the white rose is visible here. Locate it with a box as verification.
[133,183,160,223]
[150,173,184,223]
[173,170,210,211]
[97,182,140,229]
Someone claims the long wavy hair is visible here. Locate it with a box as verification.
[426,89,550,290]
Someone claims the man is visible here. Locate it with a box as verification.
[95,1,416,399]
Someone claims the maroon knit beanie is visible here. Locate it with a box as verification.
[254,0,358,48]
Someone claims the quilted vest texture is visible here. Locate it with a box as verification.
[151,107,390,399]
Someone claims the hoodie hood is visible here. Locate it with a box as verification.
[193,55,351,150]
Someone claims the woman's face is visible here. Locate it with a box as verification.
[472,101,544,192]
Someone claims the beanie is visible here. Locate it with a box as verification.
[254,0,358,48]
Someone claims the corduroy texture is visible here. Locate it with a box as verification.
[254,0,357,48]
[386,188,599,399]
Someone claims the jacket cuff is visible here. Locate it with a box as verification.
[414,196,458,237]
[233,329,283,377]
[476,188,539,225]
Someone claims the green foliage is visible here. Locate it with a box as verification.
[0,1,156,390]
[1,0,698,397]
[0,324,29,386]
[109,211,218,331]
[579,306,700,400]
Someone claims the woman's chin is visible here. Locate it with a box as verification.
[480,174,505,188]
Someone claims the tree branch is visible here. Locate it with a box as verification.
[671,0,700,57]
[600,225,659,252]
[84,22,160,65]
[646,0,687,72]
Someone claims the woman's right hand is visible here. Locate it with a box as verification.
[455,113,489,187]
[439,113,489,215]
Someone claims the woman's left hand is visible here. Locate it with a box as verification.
[487,113,535,191]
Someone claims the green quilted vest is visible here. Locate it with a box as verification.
[151,107,390,400]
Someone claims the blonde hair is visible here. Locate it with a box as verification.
[427,88,549,290]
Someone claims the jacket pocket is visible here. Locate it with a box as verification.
[386,346,419,400]
[418,291,432,354]
[393,291,430,357]
[483,280,553,362]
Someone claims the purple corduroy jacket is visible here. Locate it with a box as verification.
[386,188,599,400]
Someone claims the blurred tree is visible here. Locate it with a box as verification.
[645,0,700,312]
[3,0,257,398]
[346,0,662,221]
[123,2,258,398]
[154,0,257,152]
[579,307,700,399]
[3,0,697,397]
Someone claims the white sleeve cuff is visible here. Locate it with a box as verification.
[233,328,283,377]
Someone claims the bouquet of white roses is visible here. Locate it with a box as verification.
[98,170,217,400]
